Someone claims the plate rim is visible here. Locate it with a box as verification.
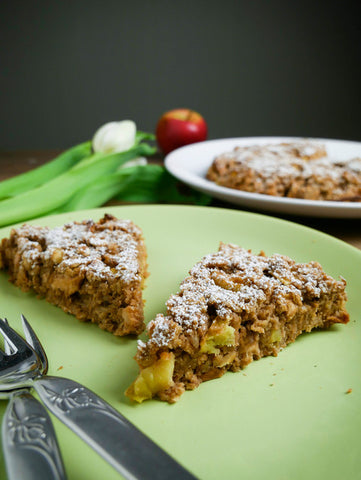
[1,203,359,256]
[0,204,360,480]
[164,136,361,218]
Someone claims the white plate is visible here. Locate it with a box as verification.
[164,136,361,218]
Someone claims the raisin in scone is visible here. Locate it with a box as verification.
[0,214,148,335]
[126,243,349,402]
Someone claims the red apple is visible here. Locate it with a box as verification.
[156,108,208,155]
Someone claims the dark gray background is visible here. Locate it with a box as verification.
[1,0,360,149]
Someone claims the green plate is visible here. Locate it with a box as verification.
[0,205,360,480]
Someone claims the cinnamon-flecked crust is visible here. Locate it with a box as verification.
[131,243,349,402]
[0,214,148,335]
[207,142,361,201]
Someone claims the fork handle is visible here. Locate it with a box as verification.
[32,376,197,480]
[1,390,67,480]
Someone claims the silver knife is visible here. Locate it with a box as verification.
[31,376,198,480]
[2,389,67,480]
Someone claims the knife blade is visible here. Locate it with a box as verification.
[1,389,67,480]
[32,376,197,480]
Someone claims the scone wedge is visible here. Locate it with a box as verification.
[126,243,349,403]
[0,214,148,335]
[206,142,361,201]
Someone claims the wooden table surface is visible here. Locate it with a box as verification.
[1,149,361,250]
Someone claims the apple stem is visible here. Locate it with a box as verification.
[186,110,194,121]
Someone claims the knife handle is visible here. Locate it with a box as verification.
[1,390,67,480]
[33,376,197,480]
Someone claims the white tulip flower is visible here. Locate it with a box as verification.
[92,120,136,154]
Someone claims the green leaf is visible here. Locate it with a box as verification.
[54,164,211,214]
[0,141,92,200]
[114,164,211,205]
[135,131,156,143]
[0,143,157,227]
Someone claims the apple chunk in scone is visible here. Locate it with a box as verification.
[126,243,349,403]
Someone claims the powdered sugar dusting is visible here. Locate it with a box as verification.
[18,216,143,283]
[147,243,336,348]
[147,314,179,347]
[221,142,361,182]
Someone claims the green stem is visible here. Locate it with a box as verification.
[0,141,92,200]
[54,170,136,213]
[0,143,156,227]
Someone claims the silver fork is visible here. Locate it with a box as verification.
[0,316,198,480]
[0,317,67,480]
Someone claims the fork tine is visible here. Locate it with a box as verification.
[2,319,15,355]
[21,314,48,374]
[0,318,40,380]
[0,318,21,354]
[0,316,43,386]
